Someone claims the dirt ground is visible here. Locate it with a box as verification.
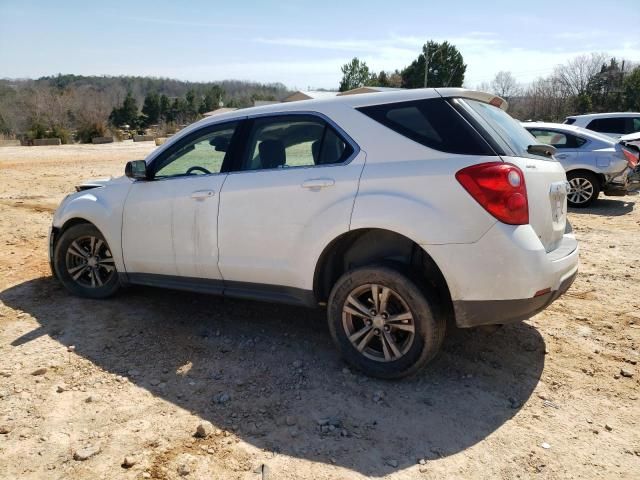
[0,142,638,480]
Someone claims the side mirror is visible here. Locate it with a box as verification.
[125,160,149,180]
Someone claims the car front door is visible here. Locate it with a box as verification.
[217,113,364,295]
[122,121,241,282]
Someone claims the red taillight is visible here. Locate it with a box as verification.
[622,148,638,168]
[456,162,529,225]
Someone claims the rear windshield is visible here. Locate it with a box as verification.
[357,98,493,155]
[457,98,545,159]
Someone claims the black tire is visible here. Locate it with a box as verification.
[567,171,600,208]
[53,223,120,299]
[327,265,445,379]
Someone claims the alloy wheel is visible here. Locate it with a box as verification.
[568,177,594,205]
[65,235,116,288]
[342,284,415,362]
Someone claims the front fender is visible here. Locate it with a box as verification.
[52,183,131,273]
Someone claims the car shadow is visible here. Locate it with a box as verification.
[569,198,635,216]
[2,277,546,477]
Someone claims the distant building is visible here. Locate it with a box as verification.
[253,100,280,107]
[338,86,404,96]
[283,90,339,102]
[202,107,238,117]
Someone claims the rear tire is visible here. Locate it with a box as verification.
[567,171,600,208]
[327,265,445,379]
[53,223,120,299]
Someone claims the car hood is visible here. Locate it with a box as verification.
[75,175,131,192]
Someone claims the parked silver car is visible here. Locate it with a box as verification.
[523,122,639,207]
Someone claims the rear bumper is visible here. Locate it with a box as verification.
[425,222,579,328]
[452,270,577,327]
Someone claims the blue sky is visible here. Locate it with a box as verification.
[1,0,638,89]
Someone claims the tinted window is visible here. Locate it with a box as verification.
[564,118,576,125]
[153,122,238,178]
[631,117,640,133]
[357,98,492,155]
[242,116,353,171]
[459,99,541,159]
[528,129,587,149]
[587,117,626,134]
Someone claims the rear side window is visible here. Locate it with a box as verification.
[564,118,576,125]
[241,115,354,171]
[587,117,626,134]
[357,98,493,155]
[528,129,587,149]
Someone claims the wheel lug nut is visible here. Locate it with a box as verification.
[384,325,390,332]
[381,313,388,320]
[370,310,377,316]
[373,328,380,335]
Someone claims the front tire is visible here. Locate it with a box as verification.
[327,265,445,379]
[567,171,600,208]
[53,223,120,299]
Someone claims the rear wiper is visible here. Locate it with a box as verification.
[527,144,557,157]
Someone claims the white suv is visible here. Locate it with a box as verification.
[564,112,640,138]
[50,89,579,378]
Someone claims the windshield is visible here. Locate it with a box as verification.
[458,99,547,159]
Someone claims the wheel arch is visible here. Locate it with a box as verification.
[313,228,454,324]
[566,168,606,188]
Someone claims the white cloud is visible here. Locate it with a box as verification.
[252,34,640,89]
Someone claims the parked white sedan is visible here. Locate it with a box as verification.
[50,89,579,378]
[524,122,639,207]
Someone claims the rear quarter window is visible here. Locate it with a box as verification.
[456,98,545,159]
[587,117,626,134]
[356,98,493,155]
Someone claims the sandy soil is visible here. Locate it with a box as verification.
[0,143,638,480]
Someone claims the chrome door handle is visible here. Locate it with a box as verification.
[556,154,568,159]
[301,178,335,189]
[191,190,215,199]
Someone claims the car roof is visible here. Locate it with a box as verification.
[146,88,508,164]
[188,88,507,125]
[522,121,616,144]
[565,112,640,120]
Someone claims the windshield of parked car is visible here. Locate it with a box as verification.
[458,99,548,159]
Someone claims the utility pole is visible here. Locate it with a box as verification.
[424,50,429,88]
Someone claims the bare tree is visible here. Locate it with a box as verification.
[554,53,607,96]
[490,71,521,99]
[476,81,491,93]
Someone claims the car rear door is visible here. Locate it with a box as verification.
[527,128,583,169]
[217,113,364,291]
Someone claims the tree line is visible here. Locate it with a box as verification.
[0,75,289,143]
[339,43,639,122]
[481,54,640,121]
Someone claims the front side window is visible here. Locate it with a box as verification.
[630,117,640,133]
[153,122,238,178]
[357,98,493,155]
[242,116,352,171]
[587,117,626,134]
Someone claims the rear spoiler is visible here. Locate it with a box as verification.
[435,88,509,111]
